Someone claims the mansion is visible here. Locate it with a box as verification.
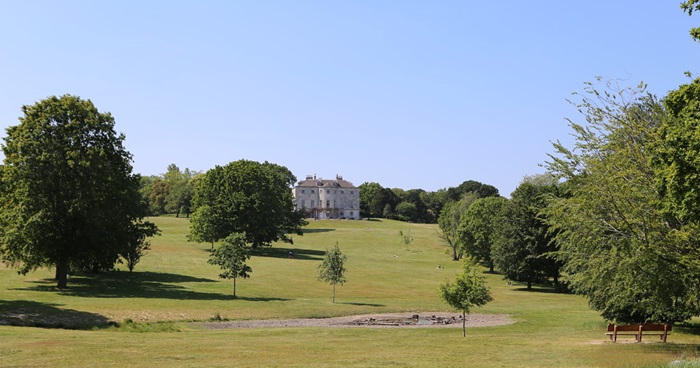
[293,175,360,219]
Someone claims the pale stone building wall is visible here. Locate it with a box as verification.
[293,174,360,219]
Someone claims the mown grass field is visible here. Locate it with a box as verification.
[1,217,699,367]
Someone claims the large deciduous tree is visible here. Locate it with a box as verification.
[492,175,561,290]
[546,79,700,323]
[438,193,478,261]
[0,95,158,288]
[189,160,307,248]
[458,196,509,273]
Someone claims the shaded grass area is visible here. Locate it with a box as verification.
[0,217,699,367]
[0,300,110,329]
[252,246,325,261]
[13,272,225,300]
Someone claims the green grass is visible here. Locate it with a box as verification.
[1,217,699,367]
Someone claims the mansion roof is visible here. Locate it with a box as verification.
[296,175,356,188]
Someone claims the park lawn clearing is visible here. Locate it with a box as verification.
[0,217,699,367]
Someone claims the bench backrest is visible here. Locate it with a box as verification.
[641,323,671,332]
[607,323,671,332]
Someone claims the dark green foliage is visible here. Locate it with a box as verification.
[458,196,509,272]
[0,95,158,288]
[147,179,171,215]
[491,177,561,290]
[122,221,161,272]
[163,164,196,218]
[445,180,499,203]
[359,180,499,224]
[394,202,418,222]
[656,78,700,225]
[139,164,198,217]
[189,160,307,248]
[359,182,398,218]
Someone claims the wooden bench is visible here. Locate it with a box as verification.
[606,323,672,342]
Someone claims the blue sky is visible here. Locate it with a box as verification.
[1,1,698,196]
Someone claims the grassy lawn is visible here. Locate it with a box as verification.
[1,217,699,367]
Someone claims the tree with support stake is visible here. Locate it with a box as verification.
[439,257,493,337]
[317,243,347,303]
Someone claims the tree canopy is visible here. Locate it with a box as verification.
[358,180,499,224]
[545,80,700,323]
[437,193,479,261]
[139,164,198,217]
[458,196,509,272]
[492,176,561,290]
[0,95,158,288]
[188,160,307,248]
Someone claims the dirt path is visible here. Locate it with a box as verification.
[198,312,514,329]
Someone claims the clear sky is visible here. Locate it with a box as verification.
[1,1,698,196]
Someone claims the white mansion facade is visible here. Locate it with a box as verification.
[293,175,360,219]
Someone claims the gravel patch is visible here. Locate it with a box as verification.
[198,312,514,330]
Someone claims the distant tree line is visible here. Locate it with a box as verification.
[139,164,200,217]
[358,180,499,223]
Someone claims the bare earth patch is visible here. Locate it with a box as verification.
[198,312,514,329]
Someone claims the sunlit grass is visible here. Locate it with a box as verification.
[1,217,699,367]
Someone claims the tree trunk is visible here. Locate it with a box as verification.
[56,257,68,289]
[462,311,466,337]
[233,277,237,298]
[488,263,494,273]
[332,283,336,303]
[527,279,532,290]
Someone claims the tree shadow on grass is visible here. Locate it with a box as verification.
[677,321,700,336]
[13,271,260,301]
[233,296,290,302]
[301,228,335,234]
[511,285,569,294]
[0,300,110,329]
[252,247,325,261]
[338,302,385,307]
